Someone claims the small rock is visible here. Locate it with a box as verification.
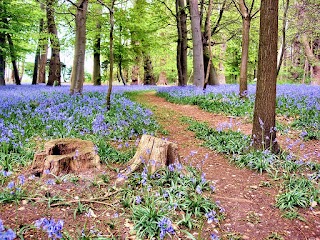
[22,200,28,205]
[247,222,255,228]
[311,201,317,208]
[74,196,79,200]
[231,175,236,177]
[17,207,25,211]
[250,185,258,190]
[242,235,250,240]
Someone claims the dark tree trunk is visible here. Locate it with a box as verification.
[0,31,5,86]
[6,33,20,85]
[46,0,61,86]
[93,19,101,86]
[252,0,279,153]
[176,0,188,86]
[70,0,89,93]
[32,15,45,85]
[189,0,204,88]
[143,55,156,85]
[106,0,116,110]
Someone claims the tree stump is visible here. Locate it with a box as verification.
[120,135,180,178]
[33,138,100,176]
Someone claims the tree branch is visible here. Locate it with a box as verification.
[96,0,111,11]
[65,0,79,8]
[231,0,242,16]
[160,0,177,19]
[251,8,260,18]
[249,0,255,15]
[211,0,227,36]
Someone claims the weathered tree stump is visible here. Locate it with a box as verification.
[33,138,100,176]
[120,135,180,179]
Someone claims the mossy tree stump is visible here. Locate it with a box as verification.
[33,138,100,176]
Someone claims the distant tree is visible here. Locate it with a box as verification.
[252,0,279,153]
[47,0,61,86]
[32,3,46,85]
[0,29,5,86]
[176,0,188,86]
[189,0,204,88]
[92,4,102,86]
[69,0,89,94]
[232,0,259,98]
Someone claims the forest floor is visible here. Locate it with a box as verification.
[1,90,319,240]
[131,91,320,240]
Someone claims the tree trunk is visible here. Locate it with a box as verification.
[301,34,320,85]
[176,0,188,86]
[189,0,204,88]
[106,0,116,110]
[218,41,226,84]
[252,0,279,153]
[38,43,48,84]
[6,33,20,85]
[277,0,289,75]
[93,6,102,86]
[32,18,45,85]
[203,46,219,86]
[143,55,156,85]
[0,31,5,86]
[70,0,89,93]
[46,0,61,86]
[239,16,251,98]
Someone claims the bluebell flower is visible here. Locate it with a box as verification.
[35,218,64,239]
[7,181,14,189]
[158,217,175,240]
[196,185,202,194]
[210,233,220,240]
[136,196,142,204]
[18,175,26,185]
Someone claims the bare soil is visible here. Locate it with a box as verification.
[0,91,319,240]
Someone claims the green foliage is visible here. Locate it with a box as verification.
[122,163,224,239]
[276,175,319,210]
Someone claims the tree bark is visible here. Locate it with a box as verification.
[252,0,279,153]
[70,0,89,93]
[0,31,5,86]
[189,0,204,88]
[6,33,20,85]
[143,55,156,85]
[38,43,48,84]
[176,0,188,86]
[93,6,102,86]
[106,0,116,110]
[46,0,61,86]
[32,13,45,85]
[239,13,250,97]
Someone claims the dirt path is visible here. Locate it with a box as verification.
[133,91,320,240]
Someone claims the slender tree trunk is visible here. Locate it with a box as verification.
[218,41,226,84]
[93,6,102,86]
[70,0,89,93]
[189,0,204,88]
[176,0,188,86]
[277,0,289,75]
[6,33,20,85]
[32,16,45,85]
[46,0,61,86]
[301,34,320,85]
[252,0,279,153]
[0,31,5,86]
[239,16,251,97]
[106,0,115,110]
[38,43,48,83]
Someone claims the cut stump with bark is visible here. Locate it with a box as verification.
[33,138,100,176]
[119,135,180,181]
